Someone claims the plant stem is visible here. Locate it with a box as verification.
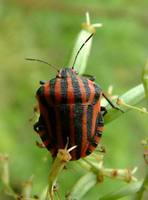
[46,149,72,200]
[134,170,148,200]
[69,12,102,74]
[104,84,146,124]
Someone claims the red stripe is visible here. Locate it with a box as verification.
[81,106,89,157]
[94,135,101,144]
[83,84,101,156]
[91,101,101,137]
[54,78,62,104]
[97,126,104,132]
[53,79,64,149]
[76,77,87,103]
[87,80,95,103]
[44,82,51,105]
[67,77,75,104]
[76,77,88,157]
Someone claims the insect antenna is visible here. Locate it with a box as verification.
[25,58,59,72]
[72,33,94,69]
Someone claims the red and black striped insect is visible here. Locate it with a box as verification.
[28,34,122,160]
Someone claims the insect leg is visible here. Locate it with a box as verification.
[102,93,124,113]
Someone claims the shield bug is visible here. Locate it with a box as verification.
[28,34,122,160]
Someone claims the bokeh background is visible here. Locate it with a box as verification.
[0,0,148,199]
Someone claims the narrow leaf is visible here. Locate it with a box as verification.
[67,172,97,200]
[142,60,148,98]
[99,181,142,200]
[69,12,102,74]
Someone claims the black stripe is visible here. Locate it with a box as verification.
[46,81,57,147]
[58,77,69,148]
[97,112,104,126]
[86,149,92,155]
[47,79,57,143]
[90,138,98,147]
[38,115,47,141]
[74,104,83,159]
[61,79,68,104]
[87,105,93,141]
[93,84,101,104]
[36,86,47,106]
[49,78,56,104]
[82,78,91,102]
[46,143,54,150]
[95,130,102,137]
[60,69,67,78]
[71,76,83,158]
[34,115,50,145]
[58,104,70,148]
[95,112,104,137]
[47,107,57,146]
[71,75,82,103]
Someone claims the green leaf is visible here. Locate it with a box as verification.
[99,181,143,200]
[66,172,97,200]
[142,61,148,98]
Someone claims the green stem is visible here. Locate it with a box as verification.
[69,12,102,74]
[104,84,145,124]
[134,170,148,200]
[47,149,72,200]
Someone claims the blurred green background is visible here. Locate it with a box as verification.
[0,0,148,199]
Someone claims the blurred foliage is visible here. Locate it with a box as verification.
[0,0,148,199]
